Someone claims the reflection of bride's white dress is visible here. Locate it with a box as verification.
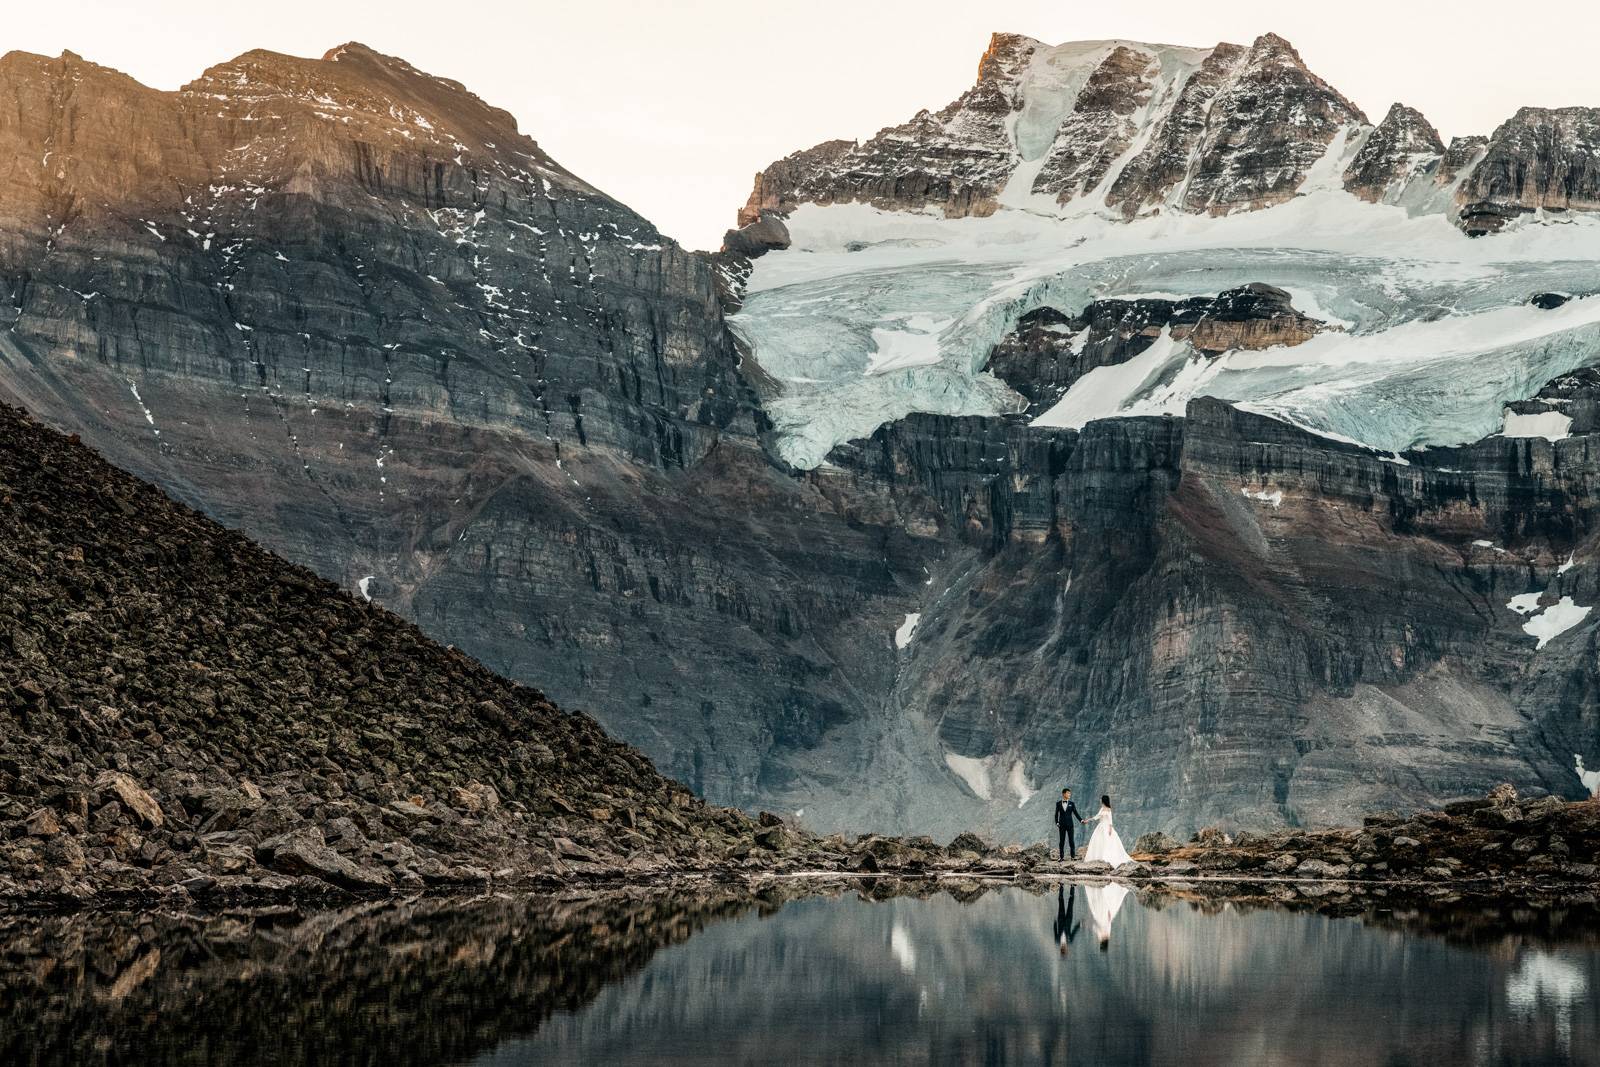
[1085,883,1129,944]
[1084,805,1131,867]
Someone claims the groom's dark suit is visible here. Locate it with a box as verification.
[1054,797,1084,859]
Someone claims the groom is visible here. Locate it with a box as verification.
[1054,787,1084,860]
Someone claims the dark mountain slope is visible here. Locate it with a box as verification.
[0,401,770,901]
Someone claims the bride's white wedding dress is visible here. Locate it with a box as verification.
[1083,805,1131,867]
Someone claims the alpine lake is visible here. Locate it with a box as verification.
[4,875,1598,1066]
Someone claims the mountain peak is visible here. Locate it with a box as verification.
[322,41,383,63]
[1248,31,1299,58]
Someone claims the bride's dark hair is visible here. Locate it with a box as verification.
[1101,794,1111,808]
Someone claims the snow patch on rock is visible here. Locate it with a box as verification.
[1241,487,1284,508]
[1502,409,1573,441]
[1521,596,1592,649]
[1507,592,1544,615]
[943,752,992,800]
[895,612,921,648]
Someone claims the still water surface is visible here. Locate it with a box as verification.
[481,883,1600,1066]
[5,881,1598,1066]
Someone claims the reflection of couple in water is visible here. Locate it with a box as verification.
[1055,883,1131,953]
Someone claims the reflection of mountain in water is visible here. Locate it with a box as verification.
[4,883,1599,1066]
[0,890,778,1067]
[489,885,1600,1066]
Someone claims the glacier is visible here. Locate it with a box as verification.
[731,133,1600,470]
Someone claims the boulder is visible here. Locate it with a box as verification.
[1191,825,1232,847]
[721,214,792,258]
[451,781,500,814]
[946,831,991,856]
[44,835,87,873]
[1294,859,1351,880]
[257,828,391,892]
[1519,796,1567,821]
[1265,853,1299,874]
[93,771,165,829]
[1134,831,1180,854]
[23,808,60,837]
[1487,783,1520,807]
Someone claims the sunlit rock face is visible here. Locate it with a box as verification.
[736,31,1042,223]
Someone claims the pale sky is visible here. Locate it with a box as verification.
[7,1,1600,249]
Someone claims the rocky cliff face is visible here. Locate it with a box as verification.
[1458,106,1600,233]
[823,394,1600,838]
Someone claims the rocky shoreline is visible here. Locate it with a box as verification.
[6,784,1596,912]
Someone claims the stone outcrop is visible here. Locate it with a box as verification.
[1437,135,1488,186]
[1459,106,1600,233]
[983,284,1324,416]
[1343,103,1445,202]
[1504,367,1600,435]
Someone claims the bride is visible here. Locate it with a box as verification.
[1083,793,1131,867]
